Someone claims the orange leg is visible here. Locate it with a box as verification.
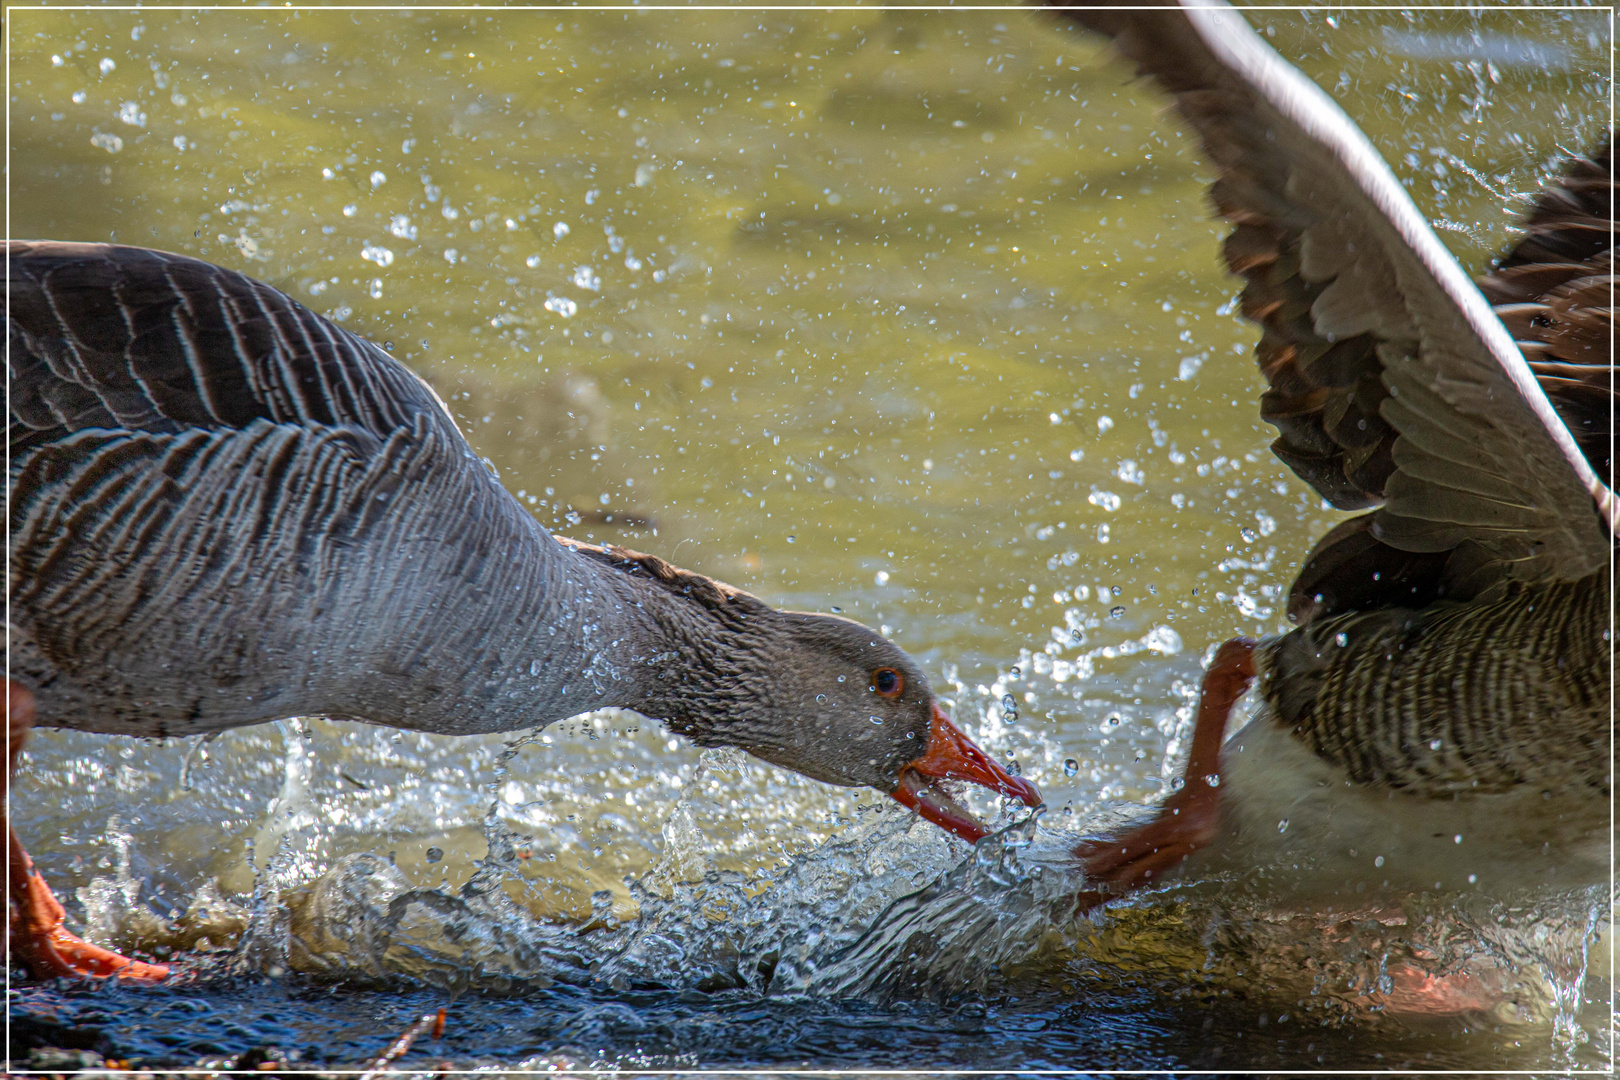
[7,680,169,982]
[1072,638,1256,913]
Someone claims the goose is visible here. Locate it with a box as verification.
[4,240,1042,982]
[1045,1,1614,905]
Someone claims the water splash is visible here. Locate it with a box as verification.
[285,852,592,993]
[595,785,1007,996]
[237,720,322,976]
[801,808,1061,1001]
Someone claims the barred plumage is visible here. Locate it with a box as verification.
[1268,570,1611,797]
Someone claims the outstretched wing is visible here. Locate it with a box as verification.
[7,240,464,451]
[1052,1,1613,604]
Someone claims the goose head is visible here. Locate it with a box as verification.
[562,539,1042,841]
[666,610,1042,843]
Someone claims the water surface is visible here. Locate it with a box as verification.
[8,5,1611,1071]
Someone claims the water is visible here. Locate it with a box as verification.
[9,7,1612,1070]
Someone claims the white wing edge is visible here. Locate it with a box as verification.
[1181,0,1617,535]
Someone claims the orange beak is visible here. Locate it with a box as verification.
[890,703,1043,843]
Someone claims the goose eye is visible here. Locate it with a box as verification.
[871,668,903,698]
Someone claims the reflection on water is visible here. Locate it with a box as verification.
[9,5,1611,1071]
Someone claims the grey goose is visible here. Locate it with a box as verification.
[1045,1,1614,904]
[5,240,1041,981]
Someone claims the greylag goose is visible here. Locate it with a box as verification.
[1047,1,1614,904]
[5,240,1041,981]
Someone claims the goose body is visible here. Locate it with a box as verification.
[1055,1,1614,901]
[4,240,1039,980]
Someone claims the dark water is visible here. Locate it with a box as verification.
[14,973,1589,1072]
[8,5,1612,1072]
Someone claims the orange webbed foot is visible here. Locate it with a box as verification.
[8,679,169,983]
[10,828,170,983]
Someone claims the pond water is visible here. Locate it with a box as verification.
[8,6,1612,1072]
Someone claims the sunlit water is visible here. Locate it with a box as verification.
[8,7,1611,1071]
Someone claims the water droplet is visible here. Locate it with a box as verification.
[1006,760,1021,776]
[1169,776,1185,791]
[1240,526,1259,543]
[1467,873,1477,884]
[1277,818,1289,834]
[1000,693,1017,711]
[1335,632,1349,647]
[425,846,443,864]
[1203,773,1221,788]
[815,693,827,704]
[1010,666,1021,678]
[99,57,116,75]
[1143,626,1182,654]
[1109,605,1126,619]
[874,570,890,586]
[1063,758,1079,777]
[869,715,884,725]
[1453,833,1463,844]
[529,659,541,676]
[786,535,796,543]
[1374,855,1385,867]
[1429,738,1442,751]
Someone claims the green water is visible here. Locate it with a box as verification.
[8,6,1611,1070]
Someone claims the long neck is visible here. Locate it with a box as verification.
[332,479,763,737]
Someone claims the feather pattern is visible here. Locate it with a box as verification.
[9,241,459,444]
[4,236,575,738]
[1265,569,1610,798]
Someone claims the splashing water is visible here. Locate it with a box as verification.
[32,707,1613,1072]
[799,809,1063,1001]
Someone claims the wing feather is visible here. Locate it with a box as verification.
[1050,1,1613,597]
[7,240,464,450]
